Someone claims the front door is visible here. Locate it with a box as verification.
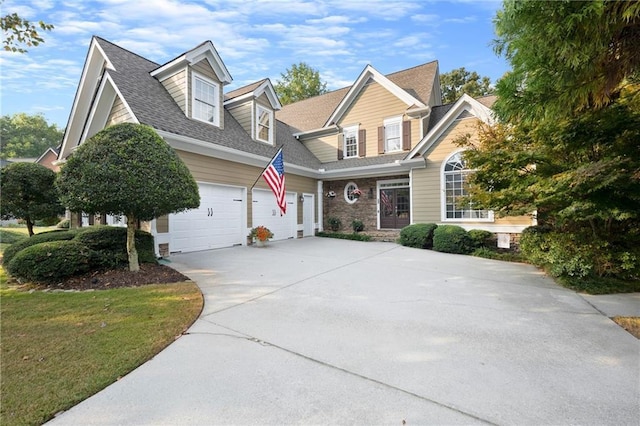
[379,188,410,229]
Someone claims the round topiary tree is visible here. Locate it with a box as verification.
[56,123,200,272]
[0,162,65,236]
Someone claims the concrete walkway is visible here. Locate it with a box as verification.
[50,238,639,425]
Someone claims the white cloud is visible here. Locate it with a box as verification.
[411,14,439,23]
[444,16,477,24]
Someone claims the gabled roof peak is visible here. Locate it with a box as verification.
[150,40,232,84]
[224,78,282,110]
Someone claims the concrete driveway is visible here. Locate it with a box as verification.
[50,238,639,425]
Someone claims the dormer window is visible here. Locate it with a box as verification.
[256,104,273,144]
[192,73,219,126]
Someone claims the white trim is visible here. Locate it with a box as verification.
[406,93,495,160]
[224,79,281,110]
[317,180,324,232]
[342,124,359,158]
[344,181,360,204]
[383,115,403,153]
[255,104,274,144]
[440,149,494,223]
[293,124,339,139]
[191,72,220,126]
[376,178,410,230]
[319,157,425,179]
[325,64,426,127]
[151,41,232,85]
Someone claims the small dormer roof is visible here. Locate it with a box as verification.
[150,40,232,84]
[224,78,282,110]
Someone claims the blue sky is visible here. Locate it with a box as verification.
[1,0,509,129]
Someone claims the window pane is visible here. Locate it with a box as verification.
[344,130,358,157]
[385,122,401,152]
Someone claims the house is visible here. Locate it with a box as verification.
[57,36,532,255]
[36,146,61,172]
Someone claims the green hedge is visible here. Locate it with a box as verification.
[0,229,28,245]
[316,231,372,242]
[432,225,472,254]
[468,229,494,249]
[399,223,438,249]
[2,230,78,267]
[74,226,156,268]
[6,241,95,283]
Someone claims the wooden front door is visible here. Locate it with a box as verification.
[379,188,410,229]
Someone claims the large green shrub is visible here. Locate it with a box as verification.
[6,241,95,284]
[74,226,156,268]
[399,223,438,249]
[2,230,77,266]
[432,225,472,254]
[468,229,494,249]
[351,219,364,233]
[520,226,639,280]
[327,217,342,231]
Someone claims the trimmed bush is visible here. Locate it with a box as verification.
[352,219,364,233]
[519,225,552,267]
[6,241,95,284]
[316,231,372,242]
[327,217,342,231]
[432,225,472,254]
[399,223,438,249]
[0,229,28,245]
[2,230,78,266]
[468,229,494,249]
[74,226,156,268]
[56,219,70,229]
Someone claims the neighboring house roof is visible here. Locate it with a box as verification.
[73,37,320,171]
[276,61,439,133]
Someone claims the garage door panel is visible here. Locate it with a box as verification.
[170,183,244,253]
[252,189,296,241]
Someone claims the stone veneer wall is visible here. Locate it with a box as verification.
[323,175,407,233]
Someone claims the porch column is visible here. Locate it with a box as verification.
[317,180,324,232]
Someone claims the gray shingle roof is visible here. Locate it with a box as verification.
[224,79,268,101]
[276,61,438,133]
[95,38,320,170]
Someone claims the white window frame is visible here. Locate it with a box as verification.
[344,181,360,204]
[255,104,273,144]
[343,125,359,158]
[441,150,494,222]
[384,116,403,153]
[191,72,220,126]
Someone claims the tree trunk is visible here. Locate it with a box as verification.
[26,217,35,237]
[126,215,140,272]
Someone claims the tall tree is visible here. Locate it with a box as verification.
[57,123,200,272]
[1,11,53,53]
[274,62,328,105]
[0,113,63,159]
[440,67,493,104]
[0,163,65,236]
[493,0,640,123]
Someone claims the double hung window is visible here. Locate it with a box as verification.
[256,105,273,143]
[343,125,358,158]
[192,73,219,126]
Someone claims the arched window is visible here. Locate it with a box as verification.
[442,152,492,221]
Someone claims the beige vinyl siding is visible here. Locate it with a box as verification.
[339,81,421,156]
[228,101,252,136]
[412,117,532,227]
[302,133,339,163]
[189,60,224,128]
[106,96,132,126]
[161,68,187,114]
[412,118,480,223]
[176,150,317,228]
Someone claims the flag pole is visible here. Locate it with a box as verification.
[250,146,283,191]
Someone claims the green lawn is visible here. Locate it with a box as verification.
[0,227,203,426]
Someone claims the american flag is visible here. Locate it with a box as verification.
[262,148,286,215]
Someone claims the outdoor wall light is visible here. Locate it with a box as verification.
[299,195,305,203]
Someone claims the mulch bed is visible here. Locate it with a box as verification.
[44,263,191,291]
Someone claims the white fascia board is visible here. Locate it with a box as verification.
[59,38,113,161]
[156,129,319,179]
[186,41,232,84]
[320,158,425,180]
[224,80,282,110]
[293,124,340,139]
[150,55,187,81]
[324,64,426,127]
[405,94,495,160]
[79,73,139,145]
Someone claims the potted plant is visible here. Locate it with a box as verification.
[351,188,363,198]
[249,225,273,246]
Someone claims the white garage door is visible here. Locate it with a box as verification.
[170,183,244,253]
[252,189,296,241]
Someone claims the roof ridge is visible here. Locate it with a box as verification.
[93,36,160,67]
